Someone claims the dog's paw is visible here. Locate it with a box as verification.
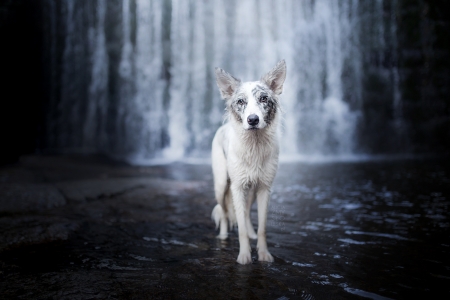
[258,250,274,262]
[247,231,257,240]
[236,252,252,265]
[216,233,228,240]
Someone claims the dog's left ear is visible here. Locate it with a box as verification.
[262,60,286,95]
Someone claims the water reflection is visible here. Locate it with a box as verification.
[0,157,448,298]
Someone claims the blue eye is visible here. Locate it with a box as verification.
[237,99,245,105]
[260,95,268,103]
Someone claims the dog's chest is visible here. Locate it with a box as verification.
[228,142,278,187]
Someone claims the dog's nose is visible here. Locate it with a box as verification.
[247,114,259,126]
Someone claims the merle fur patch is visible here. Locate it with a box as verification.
[252,85,278,125]
[229,97,246,123]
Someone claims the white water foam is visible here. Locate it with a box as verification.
[344,287,394,300]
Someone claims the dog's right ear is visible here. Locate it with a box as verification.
[262,60,286,95]
[215,67,241,100]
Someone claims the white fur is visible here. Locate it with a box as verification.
[238,82,269,130]
[211,60,286,264]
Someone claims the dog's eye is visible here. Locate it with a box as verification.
[237,99,245,105]
[260,96,268,103]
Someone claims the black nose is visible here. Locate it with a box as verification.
[247,114,259,126]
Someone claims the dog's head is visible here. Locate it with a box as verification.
[215,60,286,131]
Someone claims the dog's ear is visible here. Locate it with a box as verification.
[215,67,241,100]
[262,60,286,95]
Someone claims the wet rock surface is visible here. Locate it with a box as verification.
[0,155,449,299]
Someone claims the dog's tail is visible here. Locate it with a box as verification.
[211,204,224,229]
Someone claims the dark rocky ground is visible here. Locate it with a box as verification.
[0,155,449,299]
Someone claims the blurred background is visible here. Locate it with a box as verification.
[1,0,449,165]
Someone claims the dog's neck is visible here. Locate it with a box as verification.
[227,118,279,169]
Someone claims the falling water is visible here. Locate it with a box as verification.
[42,0,402,163]
[85,0,108,151]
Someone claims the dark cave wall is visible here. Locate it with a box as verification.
[356,0,450,154]
[397,0,450,153]
[0,0,45,164]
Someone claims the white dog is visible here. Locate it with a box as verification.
[211,60,286,264]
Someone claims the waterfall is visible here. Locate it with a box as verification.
[85,0,108,151]
[42,0,402,163]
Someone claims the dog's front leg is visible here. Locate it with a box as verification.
[231,184,252,264]
[256,187,274,262]
[246,187,257,239]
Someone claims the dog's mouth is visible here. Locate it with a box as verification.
[247,126,259,130]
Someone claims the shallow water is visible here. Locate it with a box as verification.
[0,156,449,299]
